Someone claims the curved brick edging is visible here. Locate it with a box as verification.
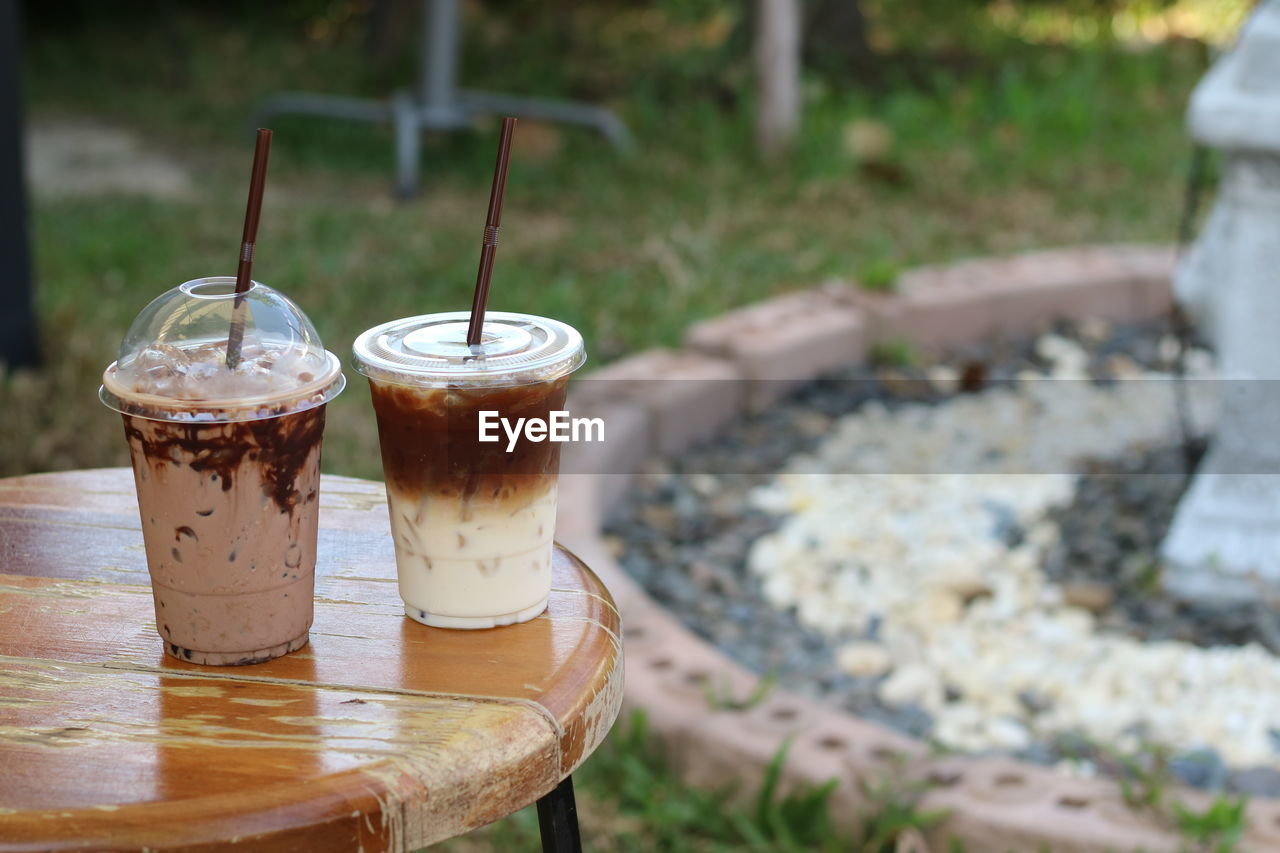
[554,244,1280,851]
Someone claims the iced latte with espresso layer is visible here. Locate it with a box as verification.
[353,312,585,629]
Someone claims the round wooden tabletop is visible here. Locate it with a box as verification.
[0,469,623,852]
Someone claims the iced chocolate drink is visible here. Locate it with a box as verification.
[352,312,585,628]
[101,277,344,665]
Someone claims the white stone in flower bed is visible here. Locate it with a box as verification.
[744,335,1280,769]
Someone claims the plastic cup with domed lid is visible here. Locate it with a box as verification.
[100,276,345,665]
[352,311,586,629]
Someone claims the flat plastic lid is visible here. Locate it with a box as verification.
[351,311,585,386]
[100,277,345,422]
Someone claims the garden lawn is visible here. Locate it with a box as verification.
[6,6,1216,848]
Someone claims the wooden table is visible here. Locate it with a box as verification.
[0,469,623,852]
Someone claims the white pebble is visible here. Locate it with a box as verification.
[836,642,893,677]
[741,343,1280,769]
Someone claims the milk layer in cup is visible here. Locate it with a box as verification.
[353,311,585,629]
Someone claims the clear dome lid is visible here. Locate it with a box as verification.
[352,311,585,387]
[100,277,345,422]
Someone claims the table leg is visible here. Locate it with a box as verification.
[536,775,582,853]
[392,91,422,199]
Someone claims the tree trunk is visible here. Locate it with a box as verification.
[0,0,38,368]
[754,0,801,159]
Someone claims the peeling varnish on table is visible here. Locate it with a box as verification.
[163,685,226,698]
[1,671,547,767]
[312,596,391,608]
[549,586,621,614]
[576,651,625,764]
[0,469,624,853]
[228,696,298,707]
[0,483,134,497]
[318,486,391,514]
[542,614,623,651]
[0,580,140,600]
[0,513,141,534]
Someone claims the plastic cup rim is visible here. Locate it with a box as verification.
[100,350,346,423]
[351,311,585,387]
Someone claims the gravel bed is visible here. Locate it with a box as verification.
[605,318,1280,795]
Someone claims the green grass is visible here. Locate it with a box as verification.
[1059,736,1251,853]
[7,8,1207,479]
[430,712,836,852]
[1,5,1231,847]
[433,712,948,852]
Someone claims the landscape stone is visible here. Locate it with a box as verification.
[684,289,867,409]
[574,348,743,455]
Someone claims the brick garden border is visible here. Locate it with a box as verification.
[553,244,1280,850]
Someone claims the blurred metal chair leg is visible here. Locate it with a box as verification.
[392,91,422,200]
[459,90,632,151]
[0,0,38,369]
[252,0,630,198]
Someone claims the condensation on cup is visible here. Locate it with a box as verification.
[100,277,344,665]
[352,311,586,629]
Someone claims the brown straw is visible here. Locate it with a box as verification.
[466,117,518,347]
[226,128,274,369]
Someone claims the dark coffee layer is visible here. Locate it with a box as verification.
[122,407,326,512]
[368,377,568,503]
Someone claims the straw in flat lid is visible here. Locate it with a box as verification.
[466,117,518,346]
[352,311,584,386]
